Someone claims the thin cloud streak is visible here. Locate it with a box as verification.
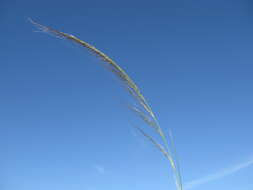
[185,156,253,189]
[94,165,105,174]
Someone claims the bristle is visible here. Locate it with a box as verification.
[30,19,183,190]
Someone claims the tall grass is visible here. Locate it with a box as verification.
[30,19,184,190]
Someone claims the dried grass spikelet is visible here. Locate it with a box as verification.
[30,18,183,190]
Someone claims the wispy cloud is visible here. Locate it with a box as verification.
[130,129,138,138]
[185,156,253,189]
[130,129,148,148]
[94,165,105,174]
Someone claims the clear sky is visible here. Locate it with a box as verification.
[1,0,253,190]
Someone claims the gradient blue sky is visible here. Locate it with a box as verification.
[1,0,253,190]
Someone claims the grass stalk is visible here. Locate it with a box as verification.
[30,18,183,190]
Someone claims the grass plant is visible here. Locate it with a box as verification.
[30,19,184,190]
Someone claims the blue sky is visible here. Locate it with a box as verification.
[1,0,253,190]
